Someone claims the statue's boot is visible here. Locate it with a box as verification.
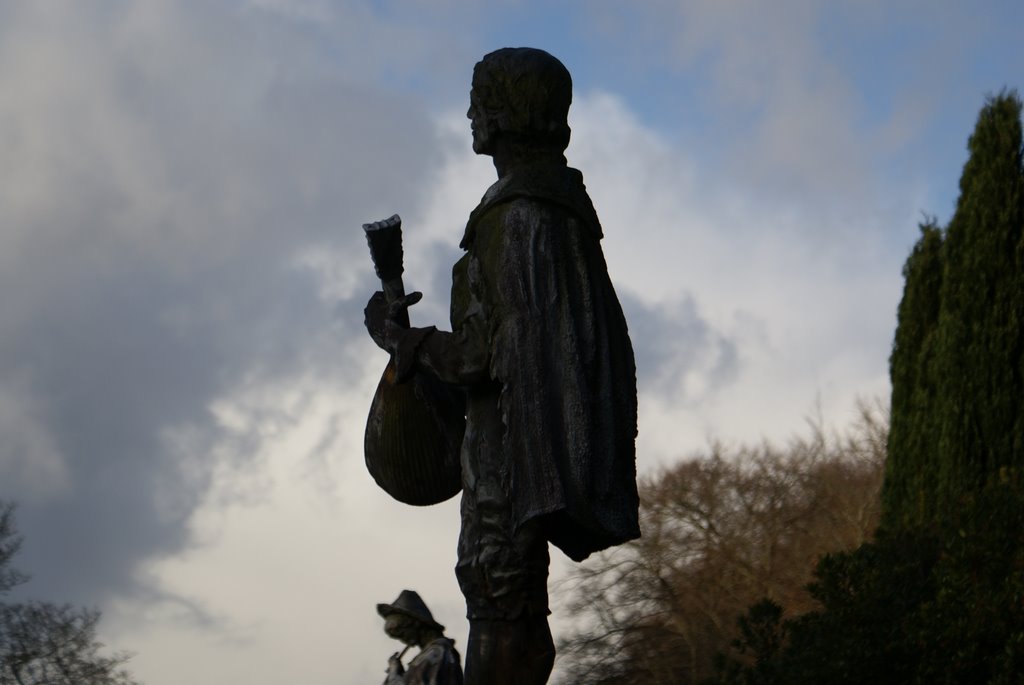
[464,616,555,685]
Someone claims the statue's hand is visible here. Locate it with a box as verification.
[364,292,389,349]
[387,652,405,676]
[364,291,423,352]
[387,291,422,323]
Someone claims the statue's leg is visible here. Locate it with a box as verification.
[465,616,554,685]
[456,396,553,683]
[458,511,552,684]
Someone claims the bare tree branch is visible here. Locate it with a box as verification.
[0,503,139,685]
[554,401,887,684]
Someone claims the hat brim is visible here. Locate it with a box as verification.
[376,603,445,632]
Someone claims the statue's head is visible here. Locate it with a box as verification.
[468,47,572,156]
[377,590,445,647]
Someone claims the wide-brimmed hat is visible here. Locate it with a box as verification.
[377,590,445,632]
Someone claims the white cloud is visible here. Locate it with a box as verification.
[566,91,902,458]
[0,0,457,611]
[108,363,467,685]
[583,0,931,219]
[0,377,69,500]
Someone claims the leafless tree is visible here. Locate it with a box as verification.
[554,401,887,685]
[0,502,139,685]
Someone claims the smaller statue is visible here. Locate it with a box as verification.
[378,590,464,685]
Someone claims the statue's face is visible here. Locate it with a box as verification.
[384,614,420,645]
[467,76,495,156]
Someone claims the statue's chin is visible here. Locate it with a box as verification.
[471,135,492,157]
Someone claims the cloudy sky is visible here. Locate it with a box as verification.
[0,1,1021,682]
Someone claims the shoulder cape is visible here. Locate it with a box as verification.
[462,161,640,561]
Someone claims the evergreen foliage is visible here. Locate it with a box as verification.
[713,474,1024,685]
[709,90,1024,685]
[883,220,944,526]
[933,91,1024,507]
[883,91,1024,526]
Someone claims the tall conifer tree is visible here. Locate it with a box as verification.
[884,91,1024,526]
[934,91,1024,508]
[883,221,943,527]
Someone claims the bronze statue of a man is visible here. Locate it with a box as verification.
[365,47,639,684]
[379,590,464,685]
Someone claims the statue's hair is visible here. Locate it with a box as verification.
[473,47,572,151]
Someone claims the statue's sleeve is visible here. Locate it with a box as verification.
[398,253,490,386]
[404,318,488,386]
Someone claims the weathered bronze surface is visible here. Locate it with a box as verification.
[364,47,640,684]
[379,590,464,684]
